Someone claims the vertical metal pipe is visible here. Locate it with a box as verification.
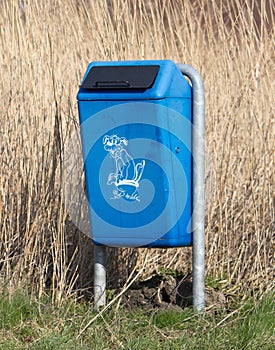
[94,245,106,308]
[177,64,205,312]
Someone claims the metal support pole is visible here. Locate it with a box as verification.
[94,245,106,308]
[177,64,205,312]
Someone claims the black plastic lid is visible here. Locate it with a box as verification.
[81,65,160,90]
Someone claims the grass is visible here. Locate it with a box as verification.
[0,292,39,330]
[0,291,274,349]
[0,0,274,307]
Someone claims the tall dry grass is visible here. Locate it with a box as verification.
[0,0,274,302]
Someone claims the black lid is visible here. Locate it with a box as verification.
[81,65,160,90]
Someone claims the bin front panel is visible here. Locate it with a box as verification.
[78,99,192,247]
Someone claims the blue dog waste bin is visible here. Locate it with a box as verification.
[77,60,192,248]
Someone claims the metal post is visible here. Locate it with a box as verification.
[177,64,205,312]
[94,245,106,308]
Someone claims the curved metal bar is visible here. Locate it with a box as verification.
[177,64,205,312]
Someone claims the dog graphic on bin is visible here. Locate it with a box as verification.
[103,134,145,202]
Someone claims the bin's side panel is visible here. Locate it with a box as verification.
[147,97,192,247]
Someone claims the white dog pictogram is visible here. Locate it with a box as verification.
[103,134,145,201]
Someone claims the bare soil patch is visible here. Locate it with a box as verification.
[120,273,226,310]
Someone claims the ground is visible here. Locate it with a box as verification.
[120,273,226,310]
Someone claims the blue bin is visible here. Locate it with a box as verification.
[77,60,192,247]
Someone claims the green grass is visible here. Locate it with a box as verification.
[0,291,273,350]
[0,291,39,330]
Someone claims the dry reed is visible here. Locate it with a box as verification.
[0,0,274,302]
